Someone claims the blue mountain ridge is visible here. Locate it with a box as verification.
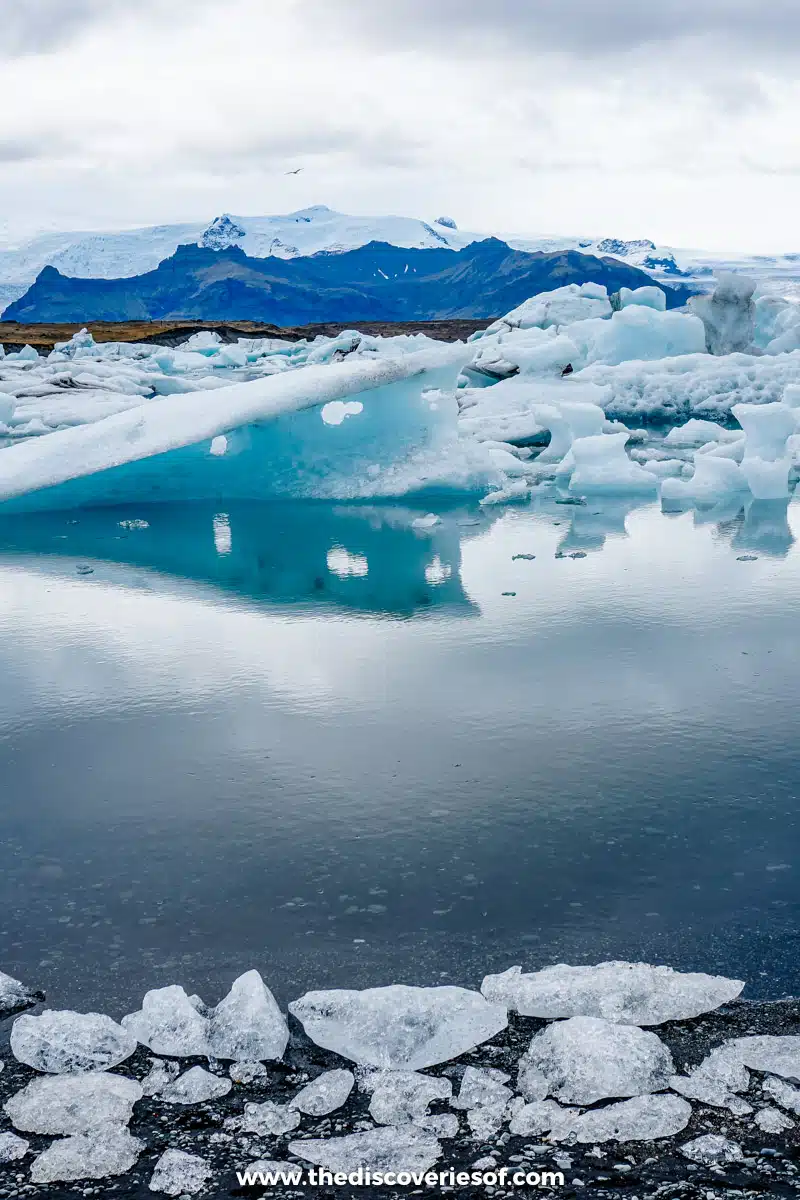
[2,237,693,325]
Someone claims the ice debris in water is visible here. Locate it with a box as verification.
[141,1057,181,1096]
[755,1106,794,1133]
[0,1130,29,1162]
[11,1009,137,1073]
[242,1099,301,1136]
[289,1068,355,1116]
[554,1094,692,1144]
[482,961,744,1025]
[518,1016,674,1105]
[0,969,42,1016]
[289,985,507,1070]
[4,1071,143,1134]
[149,1148,212,1195]
[122,985,210,1057]
[207,970,288,1061]
[289,1126,441,1173]
[158,1065,232,1104]
[680,1133,744,1165]
[364,1070,451,1125]
[30,1123,143,1183]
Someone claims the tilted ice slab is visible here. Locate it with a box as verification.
[481,961,744,1025]
[11,1010,137,1074]
[290,1069,355,1116]
[5,1071,143,1134]
[289,985,507,1070]
[288,1126,441,1174]
[30,1123,143,1183]
[0,346,467,512]
[0,969,42,1017]
[518,1017,674,1106]
[552,1094,692,1144]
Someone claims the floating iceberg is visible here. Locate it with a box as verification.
[481,961,744,1025]
[289,984,507,1070]
[689,274,756,355]
[566,306,705,368]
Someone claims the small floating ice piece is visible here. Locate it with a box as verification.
[11,1010,137,1074]
[242,1099,301,1136]
[207,970,288,1062]
[365,1070,451,1125]
[30,1123,143,1183]
[0,969,43,1017]
[732,401,796,461]
[158,1065,232,1105]
[289,985,507,1070]
[0,1130,29,1162]
[663,419,734,448]
[122,985,210,1057]
[755,1106,794,1133]
[482,961,744,1026]
[662,453,748,504]
[411,513,441,530]
[519,1017,673,1106]
[149,1148,212,1195]
[290,1069,355,1116]
[5,1071,143,1134]
[680,1133,744,1165]
[739,455,792,500]
[289,1126,441,1173]
[555,1094,691,1144]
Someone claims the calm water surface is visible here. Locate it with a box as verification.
[1,495,799,1014]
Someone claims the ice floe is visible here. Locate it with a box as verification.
[11,1010,137,1074]
[481,961,744,1025]
[289,984,507,1070]
[518,1017,674,1105]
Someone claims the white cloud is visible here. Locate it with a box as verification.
[0,0,797,251]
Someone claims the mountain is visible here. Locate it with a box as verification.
[2,238,693,325]
[3,206,797,315]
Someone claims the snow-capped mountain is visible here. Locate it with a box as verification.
[1,204,799,312]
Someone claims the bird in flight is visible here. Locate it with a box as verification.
[285,168,304,175]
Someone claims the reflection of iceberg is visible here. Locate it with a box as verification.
[719,499,795,559]
[536,496,645,555]
[0,502,489,618]
[0,347,472,514]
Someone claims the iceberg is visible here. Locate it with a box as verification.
[689,274,757,355]
[483,283,612,334]
[480,961,744,1024]
[288,984,507,1070]
[11,1009,137,1073]
[617,286,667,312]
[568,433,658,495]
[566,306,706,368]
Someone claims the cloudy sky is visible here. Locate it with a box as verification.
[2,0,799,250]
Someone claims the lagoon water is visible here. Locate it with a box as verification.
[1,495,799,1015]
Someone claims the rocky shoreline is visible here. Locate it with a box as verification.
[2,964,800,1199]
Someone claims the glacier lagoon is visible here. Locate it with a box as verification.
[1,493,799,1014]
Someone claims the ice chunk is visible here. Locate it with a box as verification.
[689,274,756,355]
[290,985,507,1070]
[519,1017,673,1105]
[229,1060,268,1085]
[661,454,748,505]
[481,961,744,1025]
[556,1094,691,1143]
[740,456,791,500]
[5,1072,143,1134]
[0,1130,29,1162]
[288,1126,441,1173]
[11,1010,137,1074]
[568,433,657,495]
[290,1069,355,1116]
[485,284,612,335]
[242,1099,301,1136]
[733,401,796,460]
[452,1066,511,1111]
[417,1112,459,1138]
[763,1075,800,1113]
[122,985,210,1057]
[30,1123,143,1183]
[618,286,666,312]
[754,1106,794,1133]
[566,306,705,368]
[0,392,15,424]
[663,419,736,448]
[158,1065,232,1104]
[680,1133,744,1164]
[140,1057,180,1096]
[730,1035,800,1081]
[366,1070,451,1125]
[207,970,288,1062]
[508,1099,571,1137]
[149,1148,212,1195]
[0,969,43,1017]
[670,1043,751,1113]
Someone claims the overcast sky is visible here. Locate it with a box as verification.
[2,0,799,250]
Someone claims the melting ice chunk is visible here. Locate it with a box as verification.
[207,969,288,1062]
[158,1065,232,1105]
[289,1126,441,1173]
[122,985,210,1057]
[290,1069,355,1116]
[680,1133,744,1164]
[481,961,744,1025]
[30,1124,143,1183]
[11,1010,137,1074]
[149,1148,212,1195]
[242,1099,301,1136]
[0,1130,29,1162]
[289,985,507,1070]
[365,1070,451,1125]
[5,1072,143,1134]
[554,1094,692,1143]
[0,969,43,1018]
